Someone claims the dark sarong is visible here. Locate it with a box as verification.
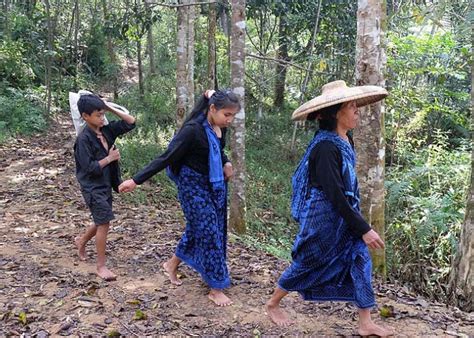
[174,165,230,289]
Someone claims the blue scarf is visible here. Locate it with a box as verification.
[202,119,225,193]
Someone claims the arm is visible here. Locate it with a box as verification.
[220,127,233,180]
[119,125,194,192]
[75,139,103,177]
[104,101,135,125]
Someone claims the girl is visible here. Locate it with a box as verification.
[119,89,240,306]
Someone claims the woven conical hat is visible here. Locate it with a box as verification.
[292,80,388,121]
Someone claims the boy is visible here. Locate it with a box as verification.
[73,94,135,281]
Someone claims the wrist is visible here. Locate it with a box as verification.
[105,156,111,164]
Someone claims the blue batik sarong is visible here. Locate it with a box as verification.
[278,130,375,309]
[167,116,230,289]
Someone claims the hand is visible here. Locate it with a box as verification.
[362,229,385,250]
[119,179,137,193]
[107,146,120,163]
[223,162,233,181]
[205,89,216,99]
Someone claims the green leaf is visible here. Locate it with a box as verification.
[18,311,27,325]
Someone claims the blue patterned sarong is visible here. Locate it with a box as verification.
[173,165,230,289]
[278,130,375,309]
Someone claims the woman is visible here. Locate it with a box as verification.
[119,89,240,306]
[266,80,394,336]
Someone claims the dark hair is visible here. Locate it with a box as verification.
[77,94,107,116]
[181,89,241,127]
[306,103,342,131]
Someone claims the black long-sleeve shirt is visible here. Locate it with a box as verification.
[309,140,371,237]
[74,120,136,193]
[133,121,229,184]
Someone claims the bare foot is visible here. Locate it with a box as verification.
[208,290,233,306]
[74,237,87,261]
[358,322,394,337]
[266,302,293,326]
[97,266,117,281]
[163,262,182,286]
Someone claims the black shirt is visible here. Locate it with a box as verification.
[74,120,136,193]
[133,121,229,185]
[309,140,371,237]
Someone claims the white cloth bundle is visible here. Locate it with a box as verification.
[69,90,130,136]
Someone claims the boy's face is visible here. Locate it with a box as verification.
[82,109,106,129]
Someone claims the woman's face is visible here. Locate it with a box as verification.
[336,101,359,130]
[209,104,239,128]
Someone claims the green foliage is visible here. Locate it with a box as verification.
[0,88,46,142]
[0,39,35,89]
[385,131,470,300]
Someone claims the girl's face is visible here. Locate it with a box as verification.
[336,100,359,130]
[209,104,239,128]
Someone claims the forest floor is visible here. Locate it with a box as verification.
[0,117,473,337]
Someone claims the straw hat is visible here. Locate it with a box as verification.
[292,80,388,121]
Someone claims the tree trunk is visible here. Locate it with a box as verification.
[102,0,118,98]
[44,0,53,116]
[208,2,217,89]
[137,39,144,96]
[145,0,156,76]
[186,2,195,112]
[274,13,288,109]
[354,0,387,276]
[176,0,189,128]
[4,0,10,37]
[229,0,246,234]
[449,67,473,312]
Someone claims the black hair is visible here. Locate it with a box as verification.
[181,88,241,128]
[306,103,343,131]
[77,94,107,116]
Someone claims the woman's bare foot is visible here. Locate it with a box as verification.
[208,289,233,306]
[97,266,117,281]
[74,236,87,261]
[266,301,293,326]
[358,322,394,337]
[163,261,182,286]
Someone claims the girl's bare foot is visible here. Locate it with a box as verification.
[358,322,394,337]
[266,301,293,326]
[74,236,87,261]
[163,261,182,285]
[97,266,117,281]
[208,289,232,306]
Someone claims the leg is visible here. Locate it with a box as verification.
[163,254,183,286]
[75,225,97,261]
[358,308,394,337]
[266,286,293,326]
[208,289,233,306]
[95,223,117,281]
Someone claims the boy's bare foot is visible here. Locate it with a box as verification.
[358,322,394,337]
[208,290,233,306]
[163,262,182,285]
[97,266,117,281]
[74,237,87,261]
[266,301,293,326]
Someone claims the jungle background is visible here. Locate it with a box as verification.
[0,0,472,335]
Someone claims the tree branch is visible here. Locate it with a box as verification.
[147,0,217,8]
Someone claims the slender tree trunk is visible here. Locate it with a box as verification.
[4,0,10,37]
[229,0,246,234]
[274,13,288,109]
[137,39,144,96]
[44,0,53,116]
[102,0,118,98]
[186,2,195,112]
[354,0,387,276]
[145,0,156,76]
[289,0,322,156]
[208,2,217,89]
[449,66,473,312]
[176,0,189,127]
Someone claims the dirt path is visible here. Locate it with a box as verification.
[0,118,472,336]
